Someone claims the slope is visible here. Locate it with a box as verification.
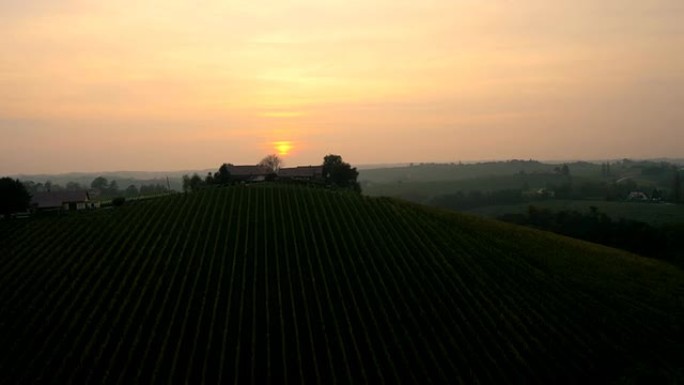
[0,184,682,384]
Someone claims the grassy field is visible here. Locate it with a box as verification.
[359,160,678,185]
[362,174,578,202]
[465,199,684,226]
[0,185,683,384]
[360,160,678,206]
[358,160,611,183]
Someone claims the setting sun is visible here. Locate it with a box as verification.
[274,141,293,156]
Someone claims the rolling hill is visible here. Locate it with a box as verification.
[0,184,682,384]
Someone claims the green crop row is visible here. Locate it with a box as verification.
[0,184,682,384]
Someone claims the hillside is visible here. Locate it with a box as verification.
[0,185,683,384]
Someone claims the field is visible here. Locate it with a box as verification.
[362,174,576,202]
[465,200,684,226]
[358,160,679,185]
[359,160,680,209]
[1,185,683,384]
[358,160,603,183]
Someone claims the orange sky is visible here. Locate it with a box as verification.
[1,0,683,174]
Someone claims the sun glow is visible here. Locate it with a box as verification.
[274,141,293,156]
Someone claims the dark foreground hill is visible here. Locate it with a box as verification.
[0,185,682,384]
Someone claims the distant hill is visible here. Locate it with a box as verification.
[360,159,683,209]
[359,158,684,184]
[359,160,552,183]
[0,185,682,384]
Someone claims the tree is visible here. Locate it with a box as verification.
[561,164,570,176]
[259,154,283,173]
[205,172,215,185]
[323,154,343,174]
[323,154,360,192]
[66,181,83,191]
[213,163,232,184]
[673,168,682,203]
[44,181,64,192]
[125,185,139,197]
[91,176,109,191]
[140,184,167,195]
[0,177,31,216]
[182,174,192,193]
[651,188,663,202]
[108,180,119,195]
[22,181,37,194]
[190,174,203,191]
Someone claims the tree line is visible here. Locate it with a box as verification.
[498,206,684,267]
[21,176,170,199]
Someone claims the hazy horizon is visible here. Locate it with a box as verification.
[2,1,683,175]
[8,156,684,179]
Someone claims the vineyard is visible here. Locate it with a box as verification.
[0,184,683,384]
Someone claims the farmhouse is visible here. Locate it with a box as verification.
[627,191,649,201]
[30,191,98,211]
[226,165,272,182]
[278,166,324,181]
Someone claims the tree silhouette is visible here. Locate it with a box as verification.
[66,181,83,191]
[673,168,682,203]
[323,154,360,192]
[0,177,31,216]
[182,175,191,193]
[91,176,109,191]
[259,154,283,173]
[190,174,203,192]
[108,180,119,195]
[213,163,232,184]
[561,164,570,176]
[125,185,139,197]
[182,174,204,192]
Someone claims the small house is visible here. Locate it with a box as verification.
[31,191,95,211]
[627,191,649,201]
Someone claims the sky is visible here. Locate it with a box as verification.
[1,0,683,174]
